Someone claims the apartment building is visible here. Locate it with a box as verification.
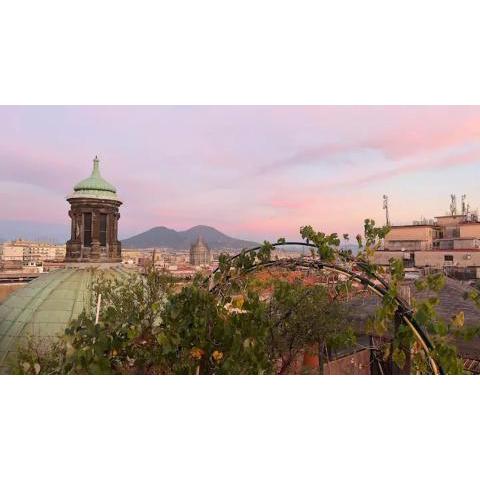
[0,244,24,270]
[375,213,480,277]
[0,240,66,270]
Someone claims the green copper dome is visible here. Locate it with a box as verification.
[68,156,120,201]
[0,265,131,373]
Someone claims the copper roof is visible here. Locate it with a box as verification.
[0,265,130,373]
[68,157,120,202]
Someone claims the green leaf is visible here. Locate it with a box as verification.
[451,311,465,329]
[392,348,406,370]
[156,331,168,346]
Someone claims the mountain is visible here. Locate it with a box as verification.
[122,225,259,250]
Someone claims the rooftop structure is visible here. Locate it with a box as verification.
[0,265,131,372]
[0,156,127,372]
[376,196,480,277]
[66,157,122,263]
[68,156,119,201]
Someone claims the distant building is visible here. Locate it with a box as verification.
[0,240,65,270]
[190,236,211,266]
[122,248,150,266]
[375,212,480,278]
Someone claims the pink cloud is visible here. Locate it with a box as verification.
[3,106,480,241]
[337,144,480,188]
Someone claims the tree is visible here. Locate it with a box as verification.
[264,279,354,374]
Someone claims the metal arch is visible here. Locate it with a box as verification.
[206,241,443,375]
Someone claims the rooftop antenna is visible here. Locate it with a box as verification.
[473,208,479,222]
[382,194,390,226]
[450,194,457,216]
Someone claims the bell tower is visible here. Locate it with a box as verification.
[65,156,122,263]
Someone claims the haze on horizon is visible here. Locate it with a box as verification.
[1,105,480,243]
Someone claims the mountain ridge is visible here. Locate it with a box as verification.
[122,225,259,250]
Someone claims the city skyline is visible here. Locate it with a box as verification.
[2,105,480,242]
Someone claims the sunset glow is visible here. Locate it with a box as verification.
[2,106,480,242]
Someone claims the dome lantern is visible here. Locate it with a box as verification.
[68,156,119,201]
[66,156,122,263]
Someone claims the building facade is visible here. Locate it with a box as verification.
[376,213,480,277]
[66,156,122,263]
[0,244,24,270]
[0,240,66,270]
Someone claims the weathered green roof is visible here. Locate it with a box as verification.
[68,156,120,201]
[0,265,129,373]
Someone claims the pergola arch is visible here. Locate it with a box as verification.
[206,241,442,375]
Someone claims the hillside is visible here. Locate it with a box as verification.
[122,225,259,250]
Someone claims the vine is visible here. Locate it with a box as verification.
[12,221,479,375]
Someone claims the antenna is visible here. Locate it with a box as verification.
[473,209,479,222]
[382,194,390,226]
[450,194,457,216]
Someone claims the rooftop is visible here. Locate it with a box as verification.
[0,264,131,373]
[347,277,480,360]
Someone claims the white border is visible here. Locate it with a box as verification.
[1,1,480,104]
[2,1,480,478]
[1,376,479,480]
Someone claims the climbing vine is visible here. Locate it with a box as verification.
[12,220,478,375]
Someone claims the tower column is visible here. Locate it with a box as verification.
[108,213,114,256]
[90,211,101,260]
[69,210,74,240]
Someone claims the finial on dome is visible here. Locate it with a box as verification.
[92,155,100,174]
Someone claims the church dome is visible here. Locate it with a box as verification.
[0,265,130,373]
[190,236,211,266]
[68,156,120,201]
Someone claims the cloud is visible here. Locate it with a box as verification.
[0,142,88,194]
[338,142,480,188]
[248,107,480,182]
[2,106,480,240]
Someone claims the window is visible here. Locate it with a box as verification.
[84,213,92,247]
[444,254,453,262]
[99,214,107,247]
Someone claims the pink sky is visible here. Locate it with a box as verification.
[1,106,480,242]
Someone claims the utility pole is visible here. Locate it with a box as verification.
[383,195,390,226]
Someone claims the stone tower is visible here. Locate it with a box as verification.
[65,156,122,263]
